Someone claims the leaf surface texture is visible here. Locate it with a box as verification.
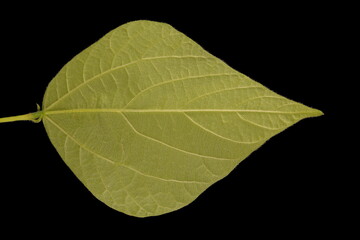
[42,20,322,217]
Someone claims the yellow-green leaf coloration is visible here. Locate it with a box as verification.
[0,21,322,217]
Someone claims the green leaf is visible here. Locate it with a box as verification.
[0,20,322,217]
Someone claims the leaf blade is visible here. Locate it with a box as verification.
[42,20,322,217]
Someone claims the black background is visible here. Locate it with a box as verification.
[0,2,352,238]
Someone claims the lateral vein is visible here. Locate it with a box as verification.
[44,116,209,184]
[45,55,210,110]
[183,113,259,144]
[119,112,236,161]
[122,73,240,109]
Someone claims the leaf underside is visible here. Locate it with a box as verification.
[42,20,322,217]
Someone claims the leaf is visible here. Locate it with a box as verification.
[0,20,323,217]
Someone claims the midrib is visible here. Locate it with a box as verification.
[44,108,312,115]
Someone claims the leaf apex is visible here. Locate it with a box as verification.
[308,107,324,118]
